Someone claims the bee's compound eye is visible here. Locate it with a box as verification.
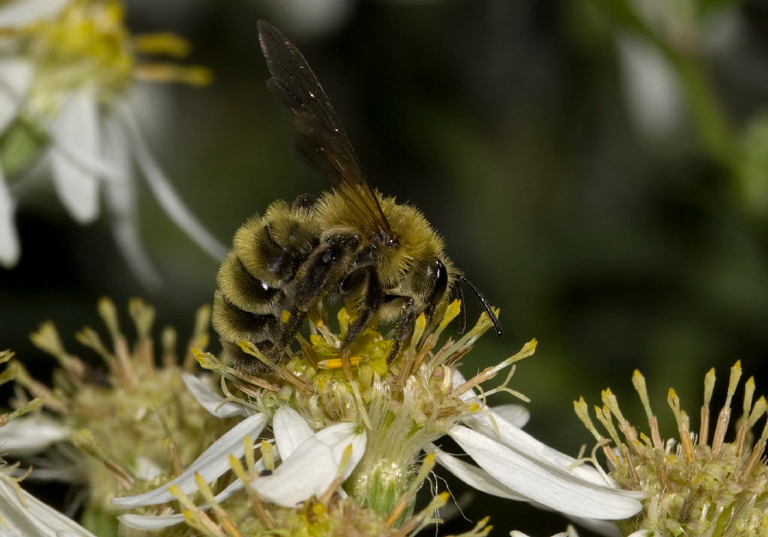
[428,258,449,310]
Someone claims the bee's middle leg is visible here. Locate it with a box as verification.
[277,241,355,351]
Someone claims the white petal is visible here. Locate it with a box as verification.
[0,59,33,133]
[449,426,642,520]
[47,100,128,184]
[565,517,620,537]
[111,412,267,508]
[49,91,100,223]
[116,101,227,261]
[118,512,186,531]
[270,0,353,39]
[118,479,246,531]
[101,113,162,289]
[273,406,314,459]
[510,528,578,537]
[431,445,526,501]
[0,166,20,268]
[0,478,97,537]
[250,423,366,507]
[490,404,530,428]
[182,373,248,419]
[437,428,623,537]
[465,408,609,487]
[0,0,68,27]
[0,415,70,454]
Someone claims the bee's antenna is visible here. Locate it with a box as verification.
[458,275,503,337]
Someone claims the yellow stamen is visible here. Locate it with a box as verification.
[133,63,212,86]
[132,33,191,57]
[700,367,716,445]
[260,441,275,472]
[317,355,364,369]
[237,341,275,369]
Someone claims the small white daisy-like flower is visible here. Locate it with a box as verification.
[0,352,97,536]
[0,0,226,284]
[114,301,642,533]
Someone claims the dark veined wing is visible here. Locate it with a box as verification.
[257,20,393,240]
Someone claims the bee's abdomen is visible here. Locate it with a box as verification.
[234,202,320,287]
[212,291,280,343]
[217,252,285,314]
[213,201,322,371]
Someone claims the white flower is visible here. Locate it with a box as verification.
[115,376,367,530]
[0,0,226,284]
[114,303,642,533]
[0,471,97,537]
[117,362,640,532]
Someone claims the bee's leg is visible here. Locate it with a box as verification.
[339,266,383,348]
[387,340,403,364]
[394,299,418,341]
[293,237,355,301]
[275,309,308,355]
[277,236,358,352]
[380,296,420,363]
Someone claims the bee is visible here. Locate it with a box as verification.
[213,20,502,373]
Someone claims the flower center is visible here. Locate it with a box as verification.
[9,0,210,118]
[22,0,133,111]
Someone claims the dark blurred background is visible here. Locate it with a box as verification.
[3,0,768,534]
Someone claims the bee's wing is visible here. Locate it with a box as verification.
[257,20,392,237]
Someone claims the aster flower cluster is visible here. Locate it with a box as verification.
[576,362,768,536]
[0,298,239,532]
[0,297,643,536]
[112,299,641,534]
[0,0,226,284]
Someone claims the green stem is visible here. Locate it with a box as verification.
[668,51,736,169]
[599,0,737,169]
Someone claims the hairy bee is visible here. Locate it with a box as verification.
[213,20,501,373]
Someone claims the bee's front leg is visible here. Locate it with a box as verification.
[377,296,421,363]
[338,266,383,349]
